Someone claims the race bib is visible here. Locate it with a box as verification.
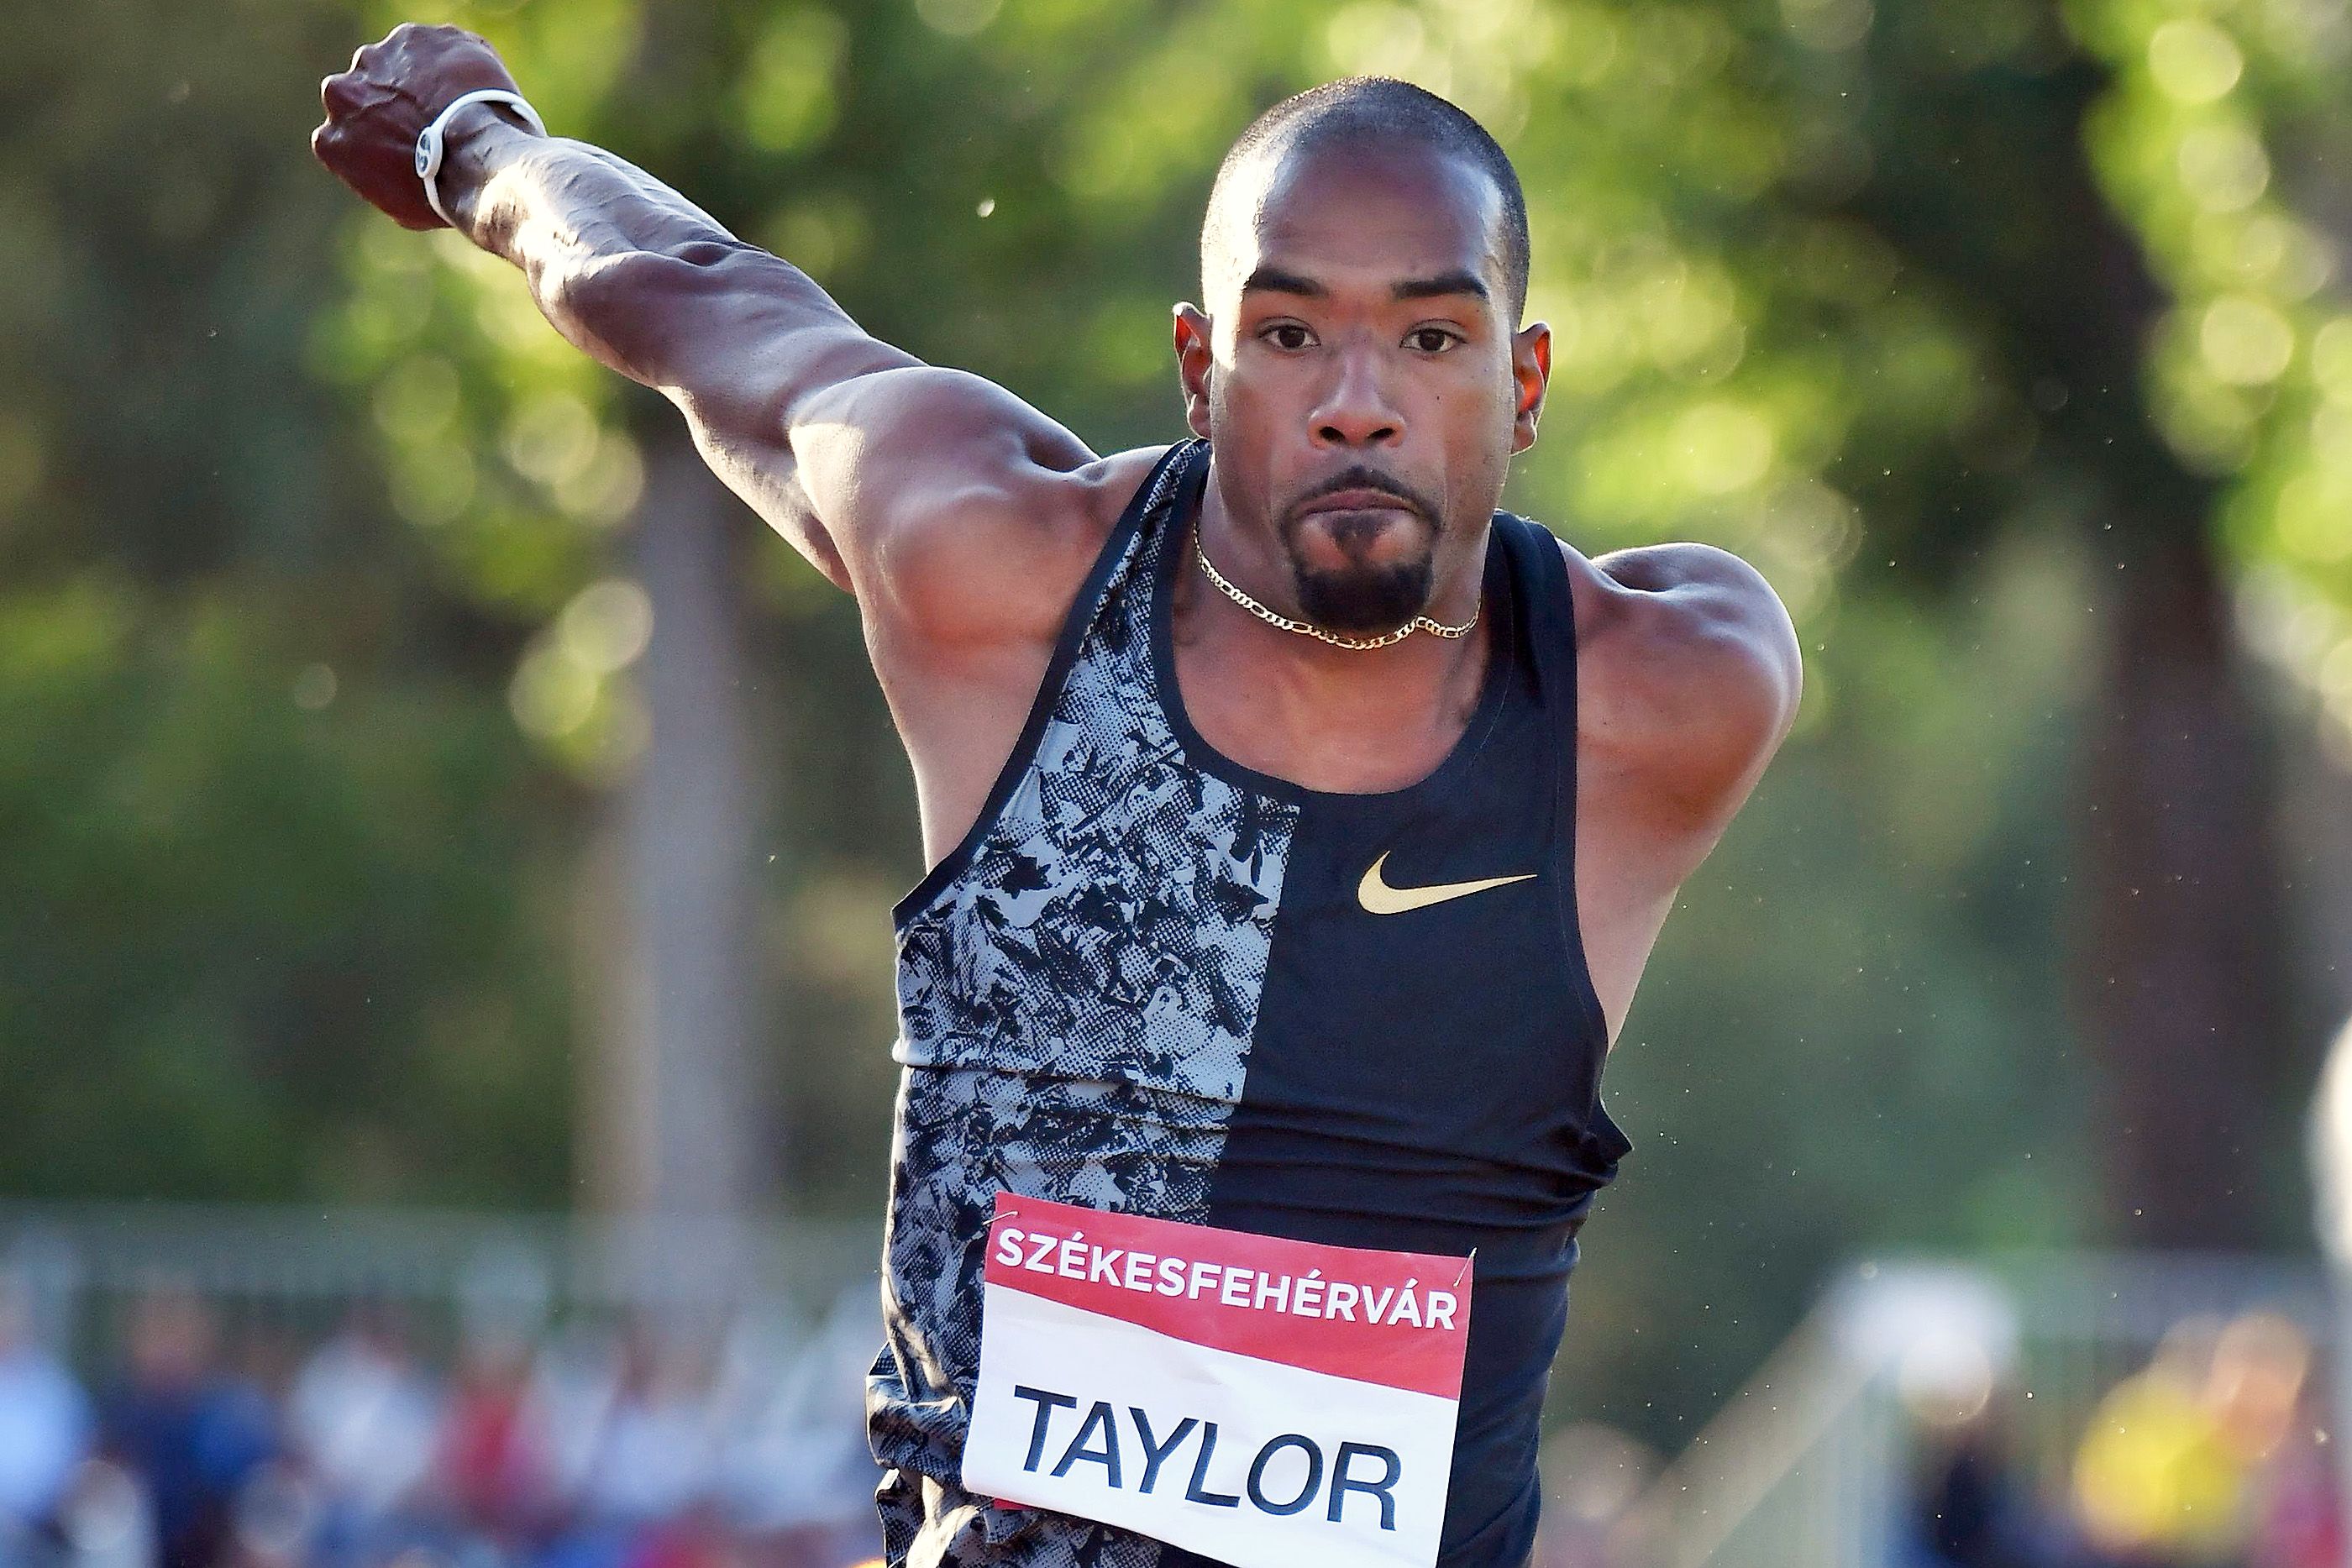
[962,1193,1473,1568]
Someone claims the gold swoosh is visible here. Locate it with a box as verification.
[1357,851,1537,915]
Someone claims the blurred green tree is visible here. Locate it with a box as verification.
[0,0,576,1202]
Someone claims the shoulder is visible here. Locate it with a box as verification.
[866,440,1176,653]
[1553,534,1804,823]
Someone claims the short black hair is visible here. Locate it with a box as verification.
[1202,77,1530,324]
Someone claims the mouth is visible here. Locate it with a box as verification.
[1298,488,1418,517]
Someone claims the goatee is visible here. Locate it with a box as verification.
[1278,464,1445,633]
[1294,557,1435,633]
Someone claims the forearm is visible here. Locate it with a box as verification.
[445,106,729,248]
[433,108,865,395]
[312,19,911,490]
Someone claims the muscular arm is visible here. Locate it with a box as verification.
[312,24,1158,863]
[313,24,1110,644]
[1573,539,1804,831]
[1561,539,1804,1040]
[447,121,1105,610]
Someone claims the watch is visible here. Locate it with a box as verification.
[413,88,547,227]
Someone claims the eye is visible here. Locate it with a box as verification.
[1261,323,1316,351]
[1406,326,1463,354]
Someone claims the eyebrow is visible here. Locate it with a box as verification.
[1240,265,1328,299]
[1239,265,1490,304]
[1394,270,1490,303]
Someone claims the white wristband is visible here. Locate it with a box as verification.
[414,89,546,228]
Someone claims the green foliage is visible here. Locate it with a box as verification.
[0,0,579,1204]
[2066,0,2352,732]
[0,573,574,1203]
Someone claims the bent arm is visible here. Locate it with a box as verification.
[432,109,1100,606]
[1578,540,1804,823]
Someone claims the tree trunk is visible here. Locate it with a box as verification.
[1842,32,2298,1248]
[576,428,775,1217]
[2072,532,2289,1245]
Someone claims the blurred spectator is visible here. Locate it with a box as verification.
[2207,1314,2343,1568]
[2246,1387,2341,1568]
[1907,1388,2083,1568]
[571,1318,714,1530]
[2070,1314,2262,1568]
[285,1302,443,1568]
[96,1287,276,1568]
[436,1320,559,1553]
[528,1314,729,1568]
[1531,1420,1656,1567]
[1917,1413,2021,1567]
[704,1287,892,1565]
[0,1268,92,1546]
[0,1271,886,1568]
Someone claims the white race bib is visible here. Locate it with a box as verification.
[963,1193,1473,1568]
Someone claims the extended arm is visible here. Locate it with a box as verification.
[312,24,1105,631]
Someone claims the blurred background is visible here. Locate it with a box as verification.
[5,0,2352,1563]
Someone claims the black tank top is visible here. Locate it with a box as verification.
[869,437,1630,1568]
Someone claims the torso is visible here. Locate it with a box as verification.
[865,438,1636,1567]
[874,441,1696,1051]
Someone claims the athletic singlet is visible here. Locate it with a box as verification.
[868,437,1630,1568]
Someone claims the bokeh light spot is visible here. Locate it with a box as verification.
[2200,295,2294,385]
[1677,401,1777,494]
[2176,123,2271,213]
[2148,19,2244,104]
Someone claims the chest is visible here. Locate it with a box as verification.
[1168,596,1498,798]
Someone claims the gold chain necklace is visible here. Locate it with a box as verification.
[1193,528,1478,651]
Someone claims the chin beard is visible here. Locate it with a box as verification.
[1294,557,1436,634]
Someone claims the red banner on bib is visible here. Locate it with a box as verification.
[982,1194,1472,1398]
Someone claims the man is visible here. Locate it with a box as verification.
[313,26,1803,1568]
[97,1288,276,1568]
[0,1269,90,1547]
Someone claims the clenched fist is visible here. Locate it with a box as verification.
[312,22,531,230]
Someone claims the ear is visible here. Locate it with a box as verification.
[1509,321,1552,454]
[1173,303,1215,440]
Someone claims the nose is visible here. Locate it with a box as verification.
[1310,343,1404,448]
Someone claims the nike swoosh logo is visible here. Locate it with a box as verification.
[1357,852,1537,915]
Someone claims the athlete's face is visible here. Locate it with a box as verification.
[1175,140,1551,632]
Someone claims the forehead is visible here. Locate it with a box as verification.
[1212,139,1508,303]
